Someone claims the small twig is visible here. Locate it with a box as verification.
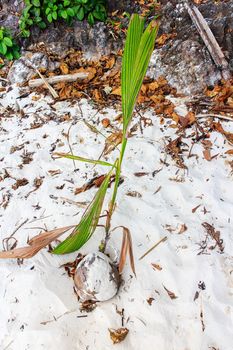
[0,77,8,83]
[3,340,14,350]
[10,218,29,238]
[196,114,233,122]
[66,124,76,170]
[139,236,168,260]
[34,68,59,98]
[40,309,76,325]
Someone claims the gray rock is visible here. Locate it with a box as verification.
[148,0,233,94]
[7,52,50,84]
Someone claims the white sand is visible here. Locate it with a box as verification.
[0,85,233,350]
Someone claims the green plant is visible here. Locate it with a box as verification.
[19,0,107,38]
[52,14,158,255]
[0,27,20,62]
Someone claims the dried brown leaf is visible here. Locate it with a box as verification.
[109,328,129,344]
[103,131,122,156]
[0,225,75,259]
[163,285,178,300]
[151,263,162,271]
[113,226,136,276]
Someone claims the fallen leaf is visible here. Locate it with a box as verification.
[134,172,149,177]
[101,118,110,128]
[163,285,178,300]
[0,226,75,259]
[75,174,115,195]
[212,121,233,145]
[103,131,122,155]
[165,136,187,169]
[12,178,29,190]
[192,204,201,213]
[112,226,136,276]
[203,149,211,161]
[111,87,121,96]
[109,328,129,344]
[151,263,162,271]
[126,190,142,198]
[178,224,187,234]
[48,169,62,176]
[147,297,155,305]
[60,62,69,74]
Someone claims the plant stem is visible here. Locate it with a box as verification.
[105,135,128,237]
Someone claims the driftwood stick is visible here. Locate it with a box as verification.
[196,114,233,121]
[185,1,231,80]
[34,68,59,98]
[28,72,88,88]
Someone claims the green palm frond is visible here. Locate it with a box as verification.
[54,152,115,167]
[121,14,158,134]
[52,168,113,254]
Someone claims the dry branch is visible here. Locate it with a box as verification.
[185,1,231,79]
[28,72,88,88]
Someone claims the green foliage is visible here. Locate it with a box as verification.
[53,166,114,254]
[19,0,107,38]
[52,14,158,255]
[0,27,20,63]
[121,15,158,135]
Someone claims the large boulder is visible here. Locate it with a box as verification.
[148,0,233,94]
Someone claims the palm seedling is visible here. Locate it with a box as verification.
[0,14,158,270]
[52,14,158,264]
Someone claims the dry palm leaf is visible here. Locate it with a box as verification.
[112,226,136,276]
[0,226,75,259]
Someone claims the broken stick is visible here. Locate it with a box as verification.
[185,1,231,80]
[28,72,88,88]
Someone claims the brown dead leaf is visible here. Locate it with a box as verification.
[178,224,187,234]
[109,328,129,344]
[165,136,187,169]
[60,63,69,74]
[126,190,142,198]
[12,178,29,190]
[48,169,62,176]
[147,297,155,305]
[111,87,121,96]
[105,55,115,69]
[80,300,97,313]
[134,172,149,177]
[192,204,201,213]
[113,226,136,276]
[75,174,109,195]
[151,263,162,271]
[0,225,75,259]
[179,112,196,128]
[156,33,177,46]
[203,149,211,161]
[225,149,233,155]
[101,118,110,128]
[212,122,233,145]
[103,131,122,155]
[163,285,178,300]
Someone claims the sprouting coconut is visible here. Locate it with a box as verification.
[74,252,120,302]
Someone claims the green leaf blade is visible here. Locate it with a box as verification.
[54,152,115,167]
[52,169,113,254]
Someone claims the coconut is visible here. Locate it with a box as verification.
[74,252,120,302]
